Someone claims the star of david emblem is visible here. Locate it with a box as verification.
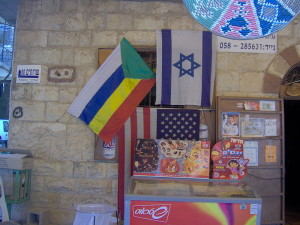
[173,53,201,77]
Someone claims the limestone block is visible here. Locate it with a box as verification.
[16,31,47,48]
[277,37,300,53]
[87,162,106,179]
[263,73,282,94]
[58,193,79,209]
[106,12,133,30]
[45,102,71,123]
[19,0,32,13]
[59,0,77,12]
[86,15,106,30]
[65,13,86,31]
[267,55,290,78]
[77,66,98,87]
[48,209,75,225]
[32,86,59,101]
[29,48,62,65]
[61,161,74,178]
[92,31,118,47]
[40,0,59,12]
[16,11,33,30]
[152,1,183,14]
[120,1,152,14]
[13,48,28,65]
[66,124,94,146]
[277,22,293,37]
[293,18,300,38]
[93,0,119,13]
[216,70,240,92]
[45,177,76,192]
[240,71,264,93]
[106,163,118,179]
[74,48,97,66]
[48,32,78,47]
[76,178,111,195]
[9,122,66,158]
[79,32,92,47]
[30,192,60,208]
[134,15,164,30]
[216,53,228,69]
[51,141,85,161]
[10,85,32,100]
[59,88,78,103]
[10,100,45,121]
[73,162,87,178]
[32,14,65,30]
[81,146,95,161]
[61,48,75,65]
[167,16,195,30]
[33,159,62,176]
[112,180,118,197]
[30,175,45,192]
[294,44,300,59]
[122,31,156,46]
[279,46,300,66]
[242,53,273,71]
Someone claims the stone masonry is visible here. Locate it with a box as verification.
[7,0,300,224]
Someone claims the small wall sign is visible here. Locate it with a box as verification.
[217,34,277,54]
[16,65,41,83]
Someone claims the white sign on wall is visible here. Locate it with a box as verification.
[16,65,41,83]
[217,34,277,54]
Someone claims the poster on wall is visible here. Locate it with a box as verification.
[244,141,259,166]
[241,118,265,137]
[133,139,211,179]
[211,138,249,180]
[222,112,240,137]
[16,65,41,83]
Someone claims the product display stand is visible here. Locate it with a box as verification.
[216,96,285,225]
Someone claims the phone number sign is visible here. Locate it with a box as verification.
[217,34,277,54]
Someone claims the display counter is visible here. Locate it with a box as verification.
[124,177,261,225]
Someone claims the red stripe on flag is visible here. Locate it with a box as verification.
[99,78,155,143]
[117,126,125,219]
[143,107,151,139]
[130,110,137,176]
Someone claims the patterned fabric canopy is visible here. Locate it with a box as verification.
[183,0,300,39]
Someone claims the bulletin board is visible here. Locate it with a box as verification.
[216,96,285,225]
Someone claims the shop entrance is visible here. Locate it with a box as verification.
[284,100,300,212]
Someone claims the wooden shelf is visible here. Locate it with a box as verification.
[216,96,285,225]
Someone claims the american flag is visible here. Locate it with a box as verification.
[117,107,201,217]
[157,109,200,140]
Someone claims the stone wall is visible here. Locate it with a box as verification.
[7,0,300,224]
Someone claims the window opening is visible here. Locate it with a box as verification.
[0,15,16,148]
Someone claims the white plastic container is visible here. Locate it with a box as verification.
[73,204,117,225]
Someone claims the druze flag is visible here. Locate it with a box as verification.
[156,30,216,107]
[67,38,156,143]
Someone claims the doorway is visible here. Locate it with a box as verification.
[284,100,300,212]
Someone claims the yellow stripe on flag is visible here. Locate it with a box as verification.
[89,78,141,134]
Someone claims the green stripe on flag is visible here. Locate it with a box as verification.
[120,38,156,79]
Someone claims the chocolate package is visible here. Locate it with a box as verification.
[133,139,210,179]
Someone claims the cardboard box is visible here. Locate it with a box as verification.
[0,148,33,170]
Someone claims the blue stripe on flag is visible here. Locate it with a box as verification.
[161,30,172,105]
[79,65,124,124]
[201,31,212,107]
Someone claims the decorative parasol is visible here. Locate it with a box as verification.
[183,0,300,40]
